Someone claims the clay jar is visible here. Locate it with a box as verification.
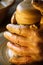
[16,0,41,25]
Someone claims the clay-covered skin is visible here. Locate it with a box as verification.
[6,24,38,37]
[4,24,43,64]
[4,22,43,64]
[9,55,33,65]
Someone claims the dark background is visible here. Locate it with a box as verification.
[0,0,23,32]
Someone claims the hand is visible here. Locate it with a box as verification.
[11,11,17,24]
[4,24,42,58]
[31,0,43,13]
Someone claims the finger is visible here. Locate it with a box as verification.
[11,11,17,24]
[9,56,31,65]
[4,31,40,48]
[6,24,38,39]
[4,31,30,46]
[7,48,18,58]
[7,42,41,61]
[7,42,30,56]
[9,49,42,65]
[7,42,40,57]
[8,42,41,64]
[6,24,30,37]
[9,56,32,65]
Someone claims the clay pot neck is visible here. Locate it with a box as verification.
[24,0,31,2]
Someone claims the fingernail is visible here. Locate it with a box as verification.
[6,24,11,29]
[4,31,12,37]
